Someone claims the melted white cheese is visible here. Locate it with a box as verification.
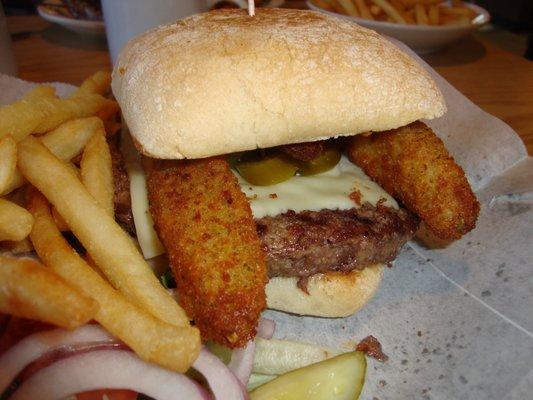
[236,156,397,219]
[125,136,396,259]
[121,131,165,259]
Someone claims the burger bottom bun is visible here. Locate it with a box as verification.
[266,264,384,317]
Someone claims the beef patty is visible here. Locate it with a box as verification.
[256,203,419,279]
[112,148,418,279]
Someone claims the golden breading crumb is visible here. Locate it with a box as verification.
[144,156,267,348]
[347,121,479,240]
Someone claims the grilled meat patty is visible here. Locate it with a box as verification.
[256,203,419,279]
[111,145,418,279]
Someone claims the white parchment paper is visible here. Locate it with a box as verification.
[1,40,531,400]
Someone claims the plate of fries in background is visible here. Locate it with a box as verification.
[307,0,490,53]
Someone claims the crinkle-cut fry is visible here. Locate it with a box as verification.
[72,71,112,97]
[17,136,191,328]
[0,94,116,142]
[27,191,200,372]
[0,135,17,194]
[1,117,102,196]
[81,132,115,216]
[346,121,479,240]
[0,198,33,242]
[0,255,97,329]
[22,85,56,101]
[145,156,267,349]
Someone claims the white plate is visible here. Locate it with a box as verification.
[37,5,105,37]
[306,1,490,54]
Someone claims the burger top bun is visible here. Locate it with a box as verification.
[112,8,446,160]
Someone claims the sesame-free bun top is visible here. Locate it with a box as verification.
[112,8,446,160]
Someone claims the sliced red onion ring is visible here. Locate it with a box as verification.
[257,318,275,340]
[0,324,114,392]
[10,350,210,400]
[227,340,256,386]
[226,318,276,386]
[193,347,248,400]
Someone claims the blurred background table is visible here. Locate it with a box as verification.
[5,14,533,154]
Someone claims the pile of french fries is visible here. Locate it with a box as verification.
[313,0,479,26]
[0,72,200,372]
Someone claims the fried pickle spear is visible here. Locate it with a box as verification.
[346,121,479,240]
[145,157,267,348]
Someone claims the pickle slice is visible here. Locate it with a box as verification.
[296,148,341,176]
[235,156,298,186]
[249,351,366,400]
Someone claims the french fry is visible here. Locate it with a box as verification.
[415,3,430,24]
[0,255,97,329]
[329,0,349,14]
[41,117,103,161]
[95,100,120,121]
[440,5,477,19]
[81,132,115,216]
[104,118,121,136]
[0,173,24,196]
[0,199,33,242]
[401,0,440,6]
[1,118,102,196]
[0,237,34,254]
[371,0,407,23]
[337,0,360,17]
[27,190,200,372]
[0,135,17,194]
[428,4,439,25]
[22,85,56,101]
[17,136,191,329]
[369,4,381,16]
[312,0,337,12]
[52,206,70,232]
[390,0,415,23]
[71,71,112,97]
[355,0,374,19]
[0,94,116,142]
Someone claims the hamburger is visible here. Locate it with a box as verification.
[110,8,478,348]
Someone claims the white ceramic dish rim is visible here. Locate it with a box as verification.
[37,5,105,29]
[306,1,490,31]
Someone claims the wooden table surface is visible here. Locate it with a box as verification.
[5,14,533,154]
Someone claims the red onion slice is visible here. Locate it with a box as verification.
[10,350,210,400]
[226,318,276,386]
[227,340,256,386]
[193,347,248,400]
[0,325,114,392]
[257,319,275,340]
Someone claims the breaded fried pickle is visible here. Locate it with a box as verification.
[145,157,267,348]
[347,122,479,240]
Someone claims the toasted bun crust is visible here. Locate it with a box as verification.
[266,264,383,317]
[112,9,445,160]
